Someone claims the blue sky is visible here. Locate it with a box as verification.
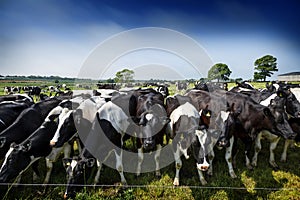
[1,0,300,80]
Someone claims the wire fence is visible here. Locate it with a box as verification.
[0,183,299,191]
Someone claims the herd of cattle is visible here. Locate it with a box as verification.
[0,81,300,199]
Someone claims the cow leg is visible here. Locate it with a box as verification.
[225,137,237,178]
[136,148,144,177]
[154,144,162,178]
[93,160,102,187]
[251,132,262,167]
[32,161,40,182]
[173,145,182,186]
[242,137,253,170]
[269,136,280,169]
[43,146,64,185]
[281,139,292,162]
[114,149,127,185]
[63,143,72,158]
[197,166,207,185]
[44,158,53,185]
[207,149,214,176]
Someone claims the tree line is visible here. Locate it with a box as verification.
[112,54,279,83]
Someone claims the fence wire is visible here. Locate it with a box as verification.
[0,183,299,191]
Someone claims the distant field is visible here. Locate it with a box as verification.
[0,80,300,199]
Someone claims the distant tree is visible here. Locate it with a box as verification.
[254,55,278,81]
[207,63,232,82]
[235,78,243,82]
[114,69,134,83]
[106,78,115,83]
[55,79,59,84]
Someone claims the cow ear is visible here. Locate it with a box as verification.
[10,142,17,149]
[270,99,276,106]
[0,137,6,148]
[86,158,95,168]
[277,91,284,98]
[263,108,272,117]
[48,114,59,122]
[62,158,73,169]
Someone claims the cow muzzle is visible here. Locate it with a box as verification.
[64,191,76,199]
[49,140,56,146]
[143,139,155,151]
[216,137,230,148]
[196,163,209,171]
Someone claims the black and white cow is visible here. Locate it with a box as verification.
[0,97,62,159]
[0,94,33,103]
[132,89,169,178]
[81,93,136,186]
[184,90,238,182]
[0,111,59,183]
[41,96,93,185]
[166,95,211,185]
[62,148,96,199]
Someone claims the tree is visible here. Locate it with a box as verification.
[114,69,134,83]
[254,55,278,81]
[207,63,232,82]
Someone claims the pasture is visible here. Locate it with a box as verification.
[0,80,300,200]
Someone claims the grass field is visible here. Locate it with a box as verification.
[0,80,300,199]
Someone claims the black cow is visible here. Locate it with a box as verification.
[218,91,296,170]
[0,99,34,132]
[0,97,62,159]
[0,112,59,183]
[251,96,295,169]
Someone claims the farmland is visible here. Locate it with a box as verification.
[0,79,300,200]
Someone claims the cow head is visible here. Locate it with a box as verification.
[192,129,219,171]
[268,97,296,139]
[216,103,241,148]
[50,109,76,147]
[62,157,95,199]
[284,91,300,118]
[138,109,169,151]
[0,142,32,183]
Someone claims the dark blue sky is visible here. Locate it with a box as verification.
[1,0,299,79]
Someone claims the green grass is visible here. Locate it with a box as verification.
[1,80,300,199]
[1,138,299,199]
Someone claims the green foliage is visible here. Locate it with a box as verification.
[114,69,135,83]
[254,55,278,81]
[208,63,232,82]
